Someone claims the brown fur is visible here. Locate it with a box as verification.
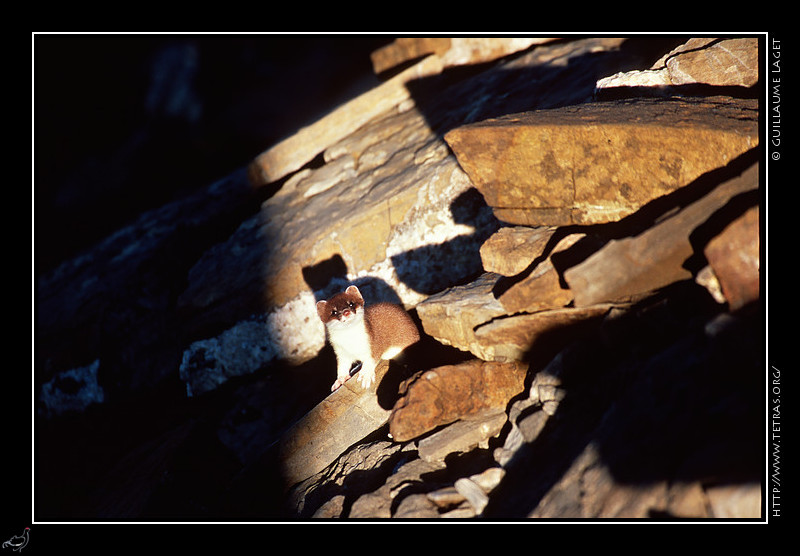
[363,302,420,360]
[316,285,420,391]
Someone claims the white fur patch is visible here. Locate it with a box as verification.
[327,312,371,362]
[381,346,403,360]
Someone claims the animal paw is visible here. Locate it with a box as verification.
[357,368,376,389]
[331,375,350,392]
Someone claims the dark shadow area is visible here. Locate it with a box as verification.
[301,254,350,294]
[166,343,356,520]
[302,253,403,306]
[595,83,759,103]
[34,347,336,521]
[34,34,391,273]
[391,188,501,296]
[482,281,761,519]
[404,36,692,141]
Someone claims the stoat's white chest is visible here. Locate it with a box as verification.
[325,312,372,361]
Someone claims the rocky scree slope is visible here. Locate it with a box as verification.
[34,36,762,521]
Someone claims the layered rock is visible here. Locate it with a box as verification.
[703,205,760,311]
[444,95,758,227]
[563,159,759,307]
[487,301,761,519]
[36,35,644,406]
[34,36,763,523]
[388,359,528,442]
[176,36,640,392]
[178,106,498,371]
[249,37,560,187]
[296,36,762,520]
[479,225,557,277]
[247,54,445,186]
[415,273,508,360]
[412,149,759,397]
[278,361,394,487]
[596,37,759,90]
[370,37,557,75]
[473,304,614,363]
[494,231,599,314]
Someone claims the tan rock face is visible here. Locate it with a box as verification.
[247,54,445,186]
[564,160,759,307]
[665,38,759,87]
[388,359,528,442]
[370,38,452,74]
[278,361,393,488]
[370,37,557,75]
[415,273,508,358]
[598,37,759,90]
[495,231,592,314]
[473,305,613,362]
[704,205,760,311]
[445,96,758,227]
[417,410,508,463]
[479,225,556,276]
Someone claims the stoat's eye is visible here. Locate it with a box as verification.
[348,301,355,308]
[331,309,339,317]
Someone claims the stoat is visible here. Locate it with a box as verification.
[316,285,420,392]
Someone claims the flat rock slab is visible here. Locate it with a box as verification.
[415,273,509,359]
[389,359,528,442]
[417,409,508,463]
[277,362,392,488]
[445,96,758,226]
[479,225,557,277]
[248,54,444,186]
[704,205,759,311]
[563,161,759,307]
[370,37,556,75]
[495,232,590,314]
[178,106,492,366]
[597,38,759,90]
[474,305,614,363]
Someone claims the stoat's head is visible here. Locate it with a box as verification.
[316,285,365,327]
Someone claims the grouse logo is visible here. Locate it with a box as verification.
[2,528,29,552]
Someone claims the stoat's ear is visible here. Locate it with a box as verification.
[316,300,328,319]
[345,285,363,301]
